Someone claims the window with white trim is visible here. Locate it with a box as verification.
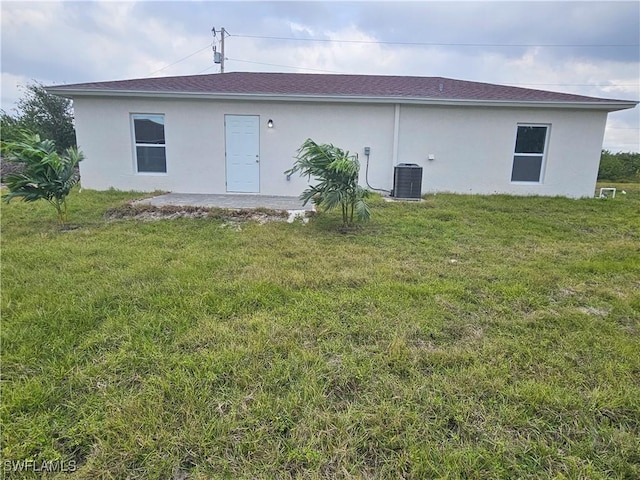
[511,125,549,183]
[132,114,166,173]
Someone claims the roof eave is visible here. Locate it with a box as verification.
[46,87,638,112]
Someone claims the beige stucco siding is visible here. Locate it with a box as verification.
[74,96,396,195]
[73,96,608,198]
[398,105,607,197]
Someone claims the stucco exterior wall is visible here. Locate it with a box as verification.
[73,96,608,198]
[398,105,607,198]
[73,96,396,196]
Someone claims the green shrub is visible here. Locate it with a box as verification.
[286,138,370,227]
[598,150,640,182]
[1,131,83,224]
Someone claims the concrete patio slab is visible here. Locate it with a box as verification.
[135,193,314,211]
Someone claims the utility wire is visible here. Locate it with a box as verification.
[145,44,212,77]
[231,34,639,48]
[503,83,640,87]
[197,65,217,74]
[220,56,640,88]
[145,36,639,92]
[227,57,346,74]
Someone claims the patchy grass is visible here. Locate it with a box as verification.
[1,184,639,479]
[104,203,293,224]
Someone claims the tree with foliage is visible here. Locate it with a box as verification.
[2,132,83,224]
[598,150,640,182]
[286,138,370,227]
[0,82,76,152]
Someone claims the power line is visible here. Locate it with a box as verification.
[231,33,639,48]
[226,57,346,74]
[224,56,639,89]
[146,44,212,77]
[198,64,217,74]
[200,57,640,95]
[503,83,640,87]
[190,53,638,92]
[144,35,639,91]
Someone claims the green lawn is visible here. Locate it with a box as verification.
[1,185,639,479]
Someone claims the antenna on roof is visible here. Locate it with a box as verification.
[211,27,228,73]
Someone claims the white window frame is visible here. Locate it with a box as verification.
[131,113,167,175]
[510,124,550,184]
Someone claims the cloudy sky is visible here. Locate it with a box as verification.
[1,0,639,152]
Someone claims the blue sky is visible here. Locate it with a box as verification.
[1,0,638,151]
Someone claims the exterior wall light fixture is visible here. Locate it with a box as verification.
[267,119,274,128]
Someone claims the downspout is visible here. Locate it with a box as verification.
[392,103,400,166]
[389,103,400,195]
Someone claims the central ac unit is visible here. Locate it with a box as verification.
[392,163,423,200]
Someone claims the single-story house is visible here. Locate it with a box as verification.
[47,72,637,198]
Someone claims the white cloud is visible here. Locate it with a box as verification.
[288,21,316,37]
[1,0,637,151]
[1,1,62,30]
[90,1,136,35]
[603,110,640,152]
[1,72,31,114]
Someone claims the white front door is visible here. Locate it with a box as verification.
[225,115,260,193]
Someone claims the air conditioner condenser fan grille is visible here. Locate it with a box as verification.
[392,163,423,199]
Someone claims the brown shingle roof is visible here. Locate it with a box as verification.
[47,72,636,107]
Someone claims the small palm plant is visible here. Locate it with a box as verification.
[1,131,83,224]
[286,138,370,227]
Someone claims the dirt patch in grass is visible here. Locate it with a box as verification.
[104,203,313,224]
[59,224,83,232]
